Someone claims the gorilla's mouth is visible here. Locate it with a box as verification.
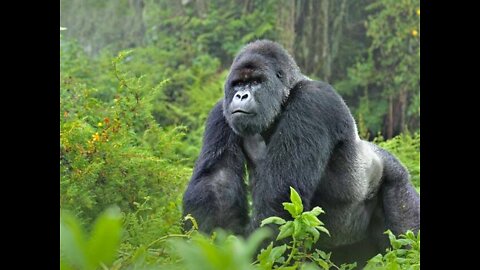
[232,110,253,115]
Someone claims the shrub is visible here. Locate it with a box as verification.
[60,185,420,270]
[60,50,191,244]
[60,207,122,270]
[364,230,420,270]
[168,187,357,270]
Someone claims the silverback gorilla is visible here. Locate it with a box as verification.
[183,40,420,264]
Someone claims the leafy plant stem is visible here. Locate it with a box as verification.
[146,234,191,249]
[284,237,297,266]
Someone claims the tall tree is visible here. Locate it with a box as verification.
[336,0,420,138]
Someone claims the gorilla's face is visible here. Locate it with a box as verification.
[223,54,288,137]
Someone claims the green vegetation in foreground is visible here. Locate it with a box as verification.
[61,188,419,270]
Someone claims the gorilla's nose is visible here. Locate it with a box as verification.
[234,91,250,102]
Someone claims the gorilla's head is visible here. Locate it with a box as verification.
[223,40,304,136]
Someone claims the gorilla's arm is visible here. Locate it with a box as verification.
[375,146,420,234]
[183,101,248,235]
[250,81,355,227]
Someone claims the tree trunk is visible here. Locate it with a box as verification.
[294,0,310,71]
[321,0,330,82]
[399,90,407,133]
[307,0,320,75]
[387,95,393,139]
[330,0,347,81]
[276,0,296,53]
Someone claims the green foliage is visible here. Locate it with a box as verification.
[61,207,122,270]
[257,187,356,270]
[364,230,420,270]
[142,0,277,65]
[60,48,192,262]
[60,35,244,267]
[60,184,420,270]
[169,228,271,270]
[336,0,420,135]
[374,132,420,190]
[147,187,356,270]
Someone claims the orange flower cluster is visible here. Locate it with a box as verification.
[90,117,113,145]
[92,132,100,142]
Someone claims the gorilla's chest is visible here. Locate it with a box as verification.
[241,134,267,186]
[241,134,267,166]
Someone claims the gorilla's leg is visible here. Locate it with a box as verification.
[327,197,389,267]
[376,147,420,235]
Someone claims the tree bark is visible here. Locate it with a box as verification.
[276,0,296,53]
[399,90,407,132]
[321,0,330,81]
[387,95,393,139]
[330,0,347,80]
[307,0,320,75]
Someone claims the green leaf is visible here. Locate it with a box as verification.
[86,207,122,268]
[289,187,304,214]
[302,213,321,227]
[261,216,286,227]
[283,202,298,218]
[314,257,330,269]
[270,244,287,261]
[244,227,272,258]
[293,219,302,238]
[257,242,273,259]
[340,262,357,270]
[366,254,384,265]
[306,227,320,243]
[316,250,328,260]
[258,242,274,268]
[316,226,330,237]
[309,206,325,217]
[279,266,299,270]
[305,238,314,251]
[60,260,73,270]
[301,262,321,270]
[278,264,298,270]
[276,222,294,241]
[60,211,88,270]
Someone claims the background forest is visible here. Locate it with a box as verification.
[60,0,420,269]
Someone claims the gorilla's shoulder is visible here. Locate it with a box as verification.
[283,79,354,139]
[287,79,347,113]
[294,79,337,96]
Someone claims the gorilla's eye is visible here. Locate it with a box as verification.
[276,71,284,79]
[251,80,259,85]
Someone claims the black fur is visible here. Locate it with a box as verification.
[182,40,420,265]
